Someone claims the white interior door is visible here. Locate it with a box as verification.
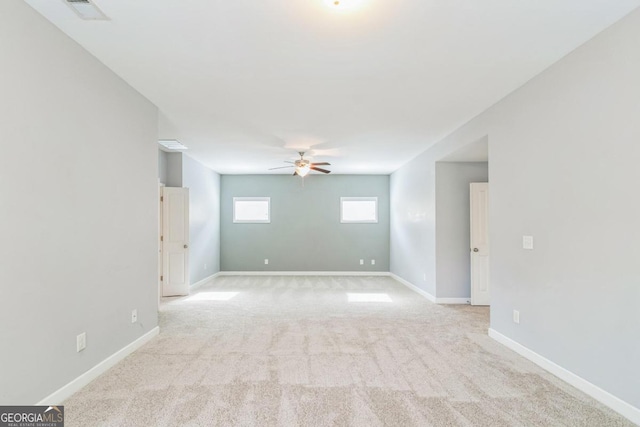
[162,187,190,296]
[470,182,490,305]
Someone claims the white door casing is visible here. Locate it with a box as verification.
[470,183,490,306]
[158,184,164,306]
[162,187,190,296]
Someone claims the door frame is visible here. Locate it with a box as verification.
[158,183,164,307]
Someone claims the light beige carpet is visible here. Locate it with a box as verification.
[63,276,633,426]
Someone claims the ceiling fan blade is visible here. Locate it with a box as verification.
[311,162,331,166]
[268,166,294,170]
[284,161,295,164]
[311,166,331,174]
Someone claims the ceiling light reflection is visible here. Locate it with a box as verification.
[186,292,239,301]
[347,293,392,303]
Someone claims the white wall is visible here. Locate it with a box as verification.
[182,155,221,283]
[0,1,158,404]
[158,149,168,185]
[391,7,640,413]
[390,158,437,295]
[165,152,183,187]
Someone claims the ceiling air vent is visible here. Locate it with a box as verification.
[63,0,109,20]
[159,140,189,151]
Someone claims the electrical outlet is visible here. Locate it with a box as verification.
[523,235,534,250]
[264,259,269,265]
[131,309,138,324]
[204,263,207,270]
[371,259,376,265]
[77,332,86,352]
[359,259,364,265]
[513,310,520,324]
[423,273,426,281]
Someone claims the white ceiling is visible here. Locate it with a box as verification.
[25,0,640,174]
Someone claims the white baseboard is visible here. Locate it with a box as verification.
[389,273,436,303]
[190,272,222,290]
[436,297,470,304]
[219,271,390,277]
[389,274,471,305]
[488,328,640,425]
[36,327,160,405]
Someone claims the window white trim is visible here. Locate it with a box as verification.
[233,197,271,223]
[340,197,378,223]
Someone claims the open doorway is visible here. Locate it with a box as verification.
[434,136,489,304]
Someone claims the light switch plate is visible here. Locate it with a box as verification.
[523,235,534,250]
[77,332,86,352]
[513,310,520,324]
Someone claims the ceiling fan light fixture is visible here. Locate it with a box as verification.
[324,0,366,12]
[269,152,331,176]
[296,164,311,177]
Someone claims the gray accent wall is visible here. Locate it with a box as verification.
[435,162,489,299]
[391,8,640,410]
[221,175,390,271]
[182,155,221,283]
[0,1,158,404]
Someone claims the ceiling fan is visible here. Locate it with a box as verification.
[269,152,331,177]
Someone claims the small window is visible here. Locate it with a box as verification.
[340,197,378,223]
[233,197,270,223]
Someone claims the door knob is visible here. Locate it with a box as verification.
[473,248,479,252]
[184,244,188,249]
